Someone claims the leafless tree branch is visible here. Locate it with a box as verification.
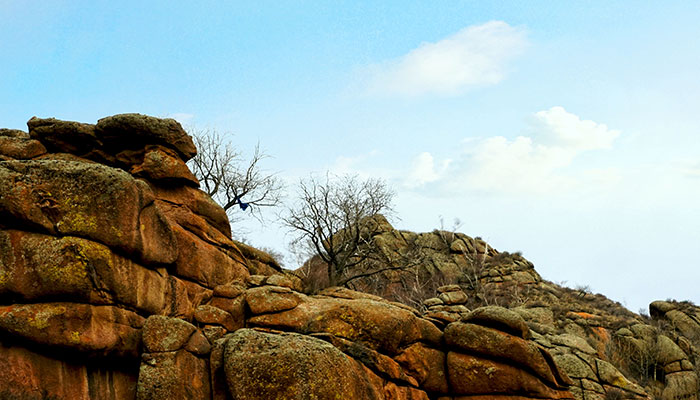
[281,173,395,287]
[187,128,284,227]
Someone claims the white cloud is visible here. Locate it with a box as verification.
[460,107,620,193]
[533,106,619,151]
[404,152,451,188]
[364,21,528,96]
[408,107,621,195]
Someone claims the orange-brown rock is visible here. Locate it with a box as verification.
[314,333,420,387]
[130,145,199,185]
[248,293,443,355]
[151,184,232,238]
[447,352,574,398]
[96,113,197,161]
[462,305,532,339]
[0,230,170,314]
[222,329,387,399]
[0,159,177,266]
[209,295,246,330]
[0,128,29,138]
[27,117,100,155]
[445,321,570,387]
[245,285,305,314]
[169,222,248,287]
[194,304,236,331]
[141,315,197,353]
[136,350,210,400]
[0,135,47,159]
[0,302,144,358]
[0,340,138,400]
[395,343,449,393]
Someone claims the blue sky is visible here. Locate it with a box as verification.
[2,1,700,312]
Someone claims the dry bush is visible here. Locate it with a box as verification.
[606,331,662,388]
[603,388,626,400]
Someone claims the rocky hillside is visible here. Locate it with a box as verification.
[299,217,700,400]
[0,114,576,399]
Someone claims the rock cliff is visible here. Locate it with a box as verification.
[0,115,574,399]
[299,217,700,400]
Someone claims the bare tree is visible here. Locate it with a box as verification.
[281,174,395,287]
[187,128,283,224]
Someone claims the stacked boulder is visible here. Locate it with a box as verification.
[0,114,574,399]
[214,283,574,399]
[299,214,700,399]
[0,114,262,399]
[422,284,470,327]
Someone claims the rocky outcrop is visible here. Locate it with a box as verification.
[0,115,574,399]
[301,218,700,400]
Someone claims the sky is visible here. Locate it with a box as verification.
[2,1,700,313]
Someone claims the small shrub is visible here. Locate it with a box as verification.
[603,388,625,400]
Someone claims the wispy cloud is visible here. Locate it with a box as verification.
[363,21,528,97]
[406,107,621,195]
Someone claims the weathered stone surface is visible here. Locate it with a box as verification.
[664,309,700,341]
[248,295,442,355]
[246,285,305,315]
[649,300,676,315]
[0,160,177,266]
[423,297,443,307]
[96,113,197,161]
[662,371,699,400]
[130,145,198,185]
[185,330,212,355]
[553,353,596,380]
[234,240,284,275]
[0,303,144,358]
[549,333,597,355]
[137,350,210,400]
[194,304,236,331]
[266,273,301,289]
[210,295,246,331]
[213,281,247,299]
[0,136,47,159]
[445,321,568,387]
[462,305,531,339]
[0,340,138,400]
[395,343,449,393]
[0,128,28,138]
[447,351,574,398]
[656,334,688,365]
[0,230,170,314]
[152,184,232,238]
[166,277,213,319]
[437,284,462,293]
[142,315,196,353]
[313,333,419,387]
[317,286,387,301]
[595,358,642,393]
[170,222,248,288]
[223,329,384,400]
[27,117,99,155]
[438,290,468,305]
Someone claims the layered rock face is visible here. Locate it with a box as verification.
[302,218,700,400]
[0,115,574,399]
